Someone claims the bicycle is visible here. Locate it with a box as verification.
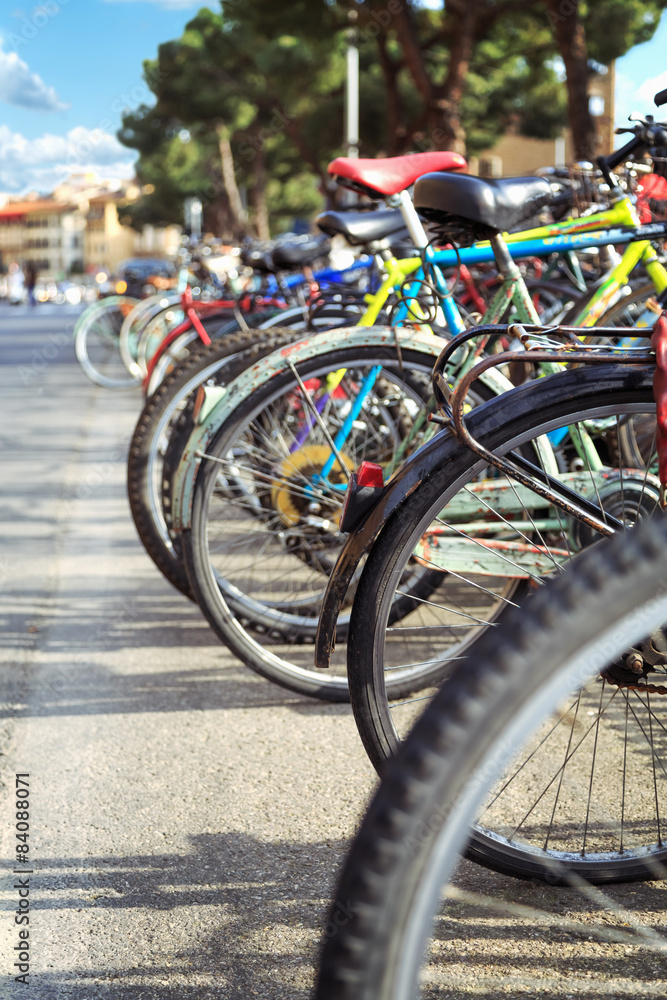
[173,115,667,699]
[130,133,662,599]
[126,238,394,598]
[316,515,667,1000]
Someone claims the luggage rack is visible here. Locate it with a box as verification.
[431,322,655,536]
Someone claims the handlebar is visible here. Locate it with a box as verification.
[656,88,667,108]
[597,119,667,187]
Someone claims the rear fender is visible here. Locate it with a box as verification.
[314,425,461,668]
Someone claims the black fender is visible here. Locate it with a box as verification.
[315,423,459,668]
[314,361,655,668]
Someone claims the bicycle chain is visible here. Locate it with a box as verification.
[604,676,667,695]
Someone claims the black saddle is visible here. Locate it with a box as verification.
[414,173,553,243]
[240,242,277,273]
[316,208,408,247]
[271,234,330,270]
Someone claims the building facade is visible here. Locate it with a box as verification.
[0,177,181,281]
[0,200,85,280]
[470,63,616,178]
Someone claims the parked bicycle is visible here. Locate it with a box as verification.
[171,114,667,700]
[316,514,667,999]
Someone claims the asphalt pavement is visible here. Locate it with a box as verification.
[0,304,377,998]
[0,304,665,999]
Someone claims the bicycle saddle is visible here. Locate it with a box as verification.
[316,208,407,246]
[414,172,553,242]
[240,243,277,273]
[328,151,466,198]
[271,234,331,270]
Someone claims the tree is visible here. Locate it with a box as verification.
[118,0,667,238]
[120,3,355,237]
[350,0,667,158]
[545,0,667,161]
[346,0,568,155]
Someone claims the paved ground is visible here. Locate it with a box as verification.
[0,304,377,998]
[0,304,666,999]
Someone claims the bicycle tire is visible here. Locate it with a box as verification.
[142,308,252,397]
[74,295,141,388]
[119,292,179,379]
[317,518,667,1000]
[347,364,667,881]
[182,343,494,701]
[348,364,657,769]
[128,327,302,598]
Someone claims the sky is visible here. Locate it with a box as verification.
[0,0,665,198]
[0,0,217,195]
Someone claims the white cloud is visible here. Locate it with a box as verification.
[616,70,667,126]
[0,125,136,194]
[0,45,68,112]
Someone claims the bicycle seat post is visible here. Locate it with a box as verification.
[386,190,431,250]
[489,231,540,324]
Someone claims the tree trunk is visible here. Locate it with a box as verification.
[392,0,477,154]
[430,0,477,154]
[392,0,432,105]
[252,147,270,240]
[376,31,404,155]
[216,124,246,237]
[282,117,330,197]
[545,0,597,161]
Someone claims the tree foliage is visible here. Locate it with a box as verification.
[118,0,667,237]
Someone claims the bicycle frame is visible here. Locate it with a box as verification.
[313,200,667,482]
[141,260,376,392]
[360,200,667,332]
[169,203,667,537]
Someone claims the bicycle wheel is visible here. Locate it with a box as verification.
[348,363,659,770]
[143,309,246,396]
[317,519,667,1000]
[74,295,141,388]
[119,293,178,379]
[128,328,301,598]
[182,344,493,701]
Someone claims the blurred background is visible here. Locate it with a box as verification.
[0,0,666,301]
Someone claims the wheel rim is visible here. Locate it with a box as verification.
[193,353,448,684]
[77,299,141,388]
[368,400,667,866]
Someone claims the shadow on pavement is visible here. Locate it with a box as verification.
[1,832,664,999]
